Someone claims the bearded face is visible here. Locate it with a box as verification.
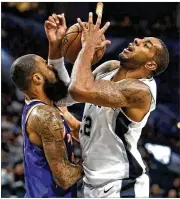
[118,37,160,70]
[43,69,68,102]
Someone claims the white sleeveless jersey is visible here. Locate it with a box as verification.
[79,69,157,186]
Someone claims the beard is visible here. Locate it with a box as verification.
[118,52,147,70]
[43,70,68,102]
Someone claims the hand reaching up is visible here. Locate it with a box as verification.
[45,13,67,44]
[77,12,111,49]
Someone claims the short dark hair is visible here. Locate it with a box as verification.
[153,39,169,76]
[10,54,37,91]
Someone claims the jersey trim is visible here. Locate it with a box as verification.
[115,111,143,178]
[120,178,136,197]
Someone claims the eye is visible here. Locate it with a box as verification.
[144,44,149,48]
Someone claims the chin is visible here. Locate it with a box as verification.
[118,53,128,62]
[118,53,123,60]
[44,78,68,102]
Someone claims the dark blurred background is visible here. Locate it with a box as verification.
[1,2,180,198]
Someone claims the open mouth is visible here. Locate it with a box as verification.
[123,43,134,53]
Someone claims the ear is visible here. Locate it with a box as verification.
[145,61,157,71]
[32,73,43,86]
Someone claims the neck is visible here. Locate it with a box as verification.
[25,90,53,106]
[112,65,151,82]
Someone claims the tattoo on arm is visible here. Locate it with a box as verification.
[82,78,151,108]
[69,45,150,109]
[28,105,83,189]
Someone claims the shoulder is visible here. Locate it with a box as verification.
[29,104,58,121]
[28,104,64,137]
[106,60,120,69]
[93,60,120,78]
[118,78,152,107]
[119,78,151,91]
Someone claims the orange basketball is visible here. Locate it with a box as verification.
[62,22,106,65]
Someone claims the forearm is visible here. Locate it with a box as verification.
[48,42,63,59]
[48,42,70,85]
[70,45,95,91]
[44,139,83,190]
[63,111,81,130]
[53,161,83,190]
[71,129,80,142]
[62,110,81,141]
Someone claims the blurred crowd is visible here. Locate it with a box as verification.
[105,9,179,39]
[1,2,180,198]
[2,2,179,39]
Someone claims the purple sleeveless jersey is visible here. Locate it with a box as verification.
[22,100,76,198]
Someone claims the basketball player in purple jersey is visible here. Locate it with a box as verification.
[10,13,83,198]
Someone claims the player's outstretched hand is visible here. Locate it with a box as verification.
[77,12,111,49]
[45,13,67,44]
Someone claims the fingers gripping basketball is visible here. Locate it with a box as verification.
[62,22,106,65]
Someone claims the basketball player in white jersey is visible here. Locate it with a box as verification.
[66,12,169,197]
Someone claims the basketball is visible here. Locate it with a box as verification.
[62,22,106,65]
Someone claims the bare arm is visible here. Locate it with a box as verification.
[93,60,120,79]
[70,60,151,109]
[60,107,81,142]
[45,13,70,85]
[69,13,151,110]
[28,105,83,190]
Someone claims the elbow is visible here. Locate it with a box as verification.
[68,84,80,101]
[68,84,89,102]
[53,176,71,190]
[60,181,71,190]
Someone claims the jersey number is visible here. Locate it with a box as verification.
[82,116,92,137]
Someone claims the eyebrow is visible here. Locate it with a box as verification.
[144,37,153,47]
[146,40,153,47]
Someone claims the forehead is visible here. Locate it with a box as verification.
[34,56,47,71]
[35,56,45,64]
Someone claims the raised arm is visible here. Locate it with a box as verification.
[28,105,83,190]
[69,13,151,110]
[70,77,151,108]
[45,13,70,85]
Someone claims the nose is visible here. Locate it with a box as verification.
[134,38,141,46]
